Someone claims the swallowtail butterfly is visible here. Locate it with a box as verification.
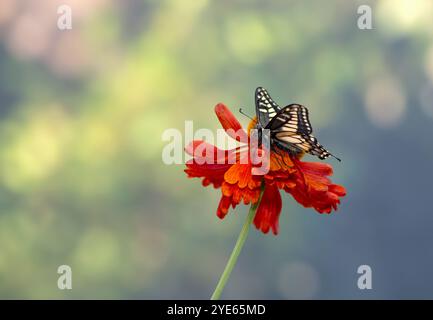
[254,87,341,161]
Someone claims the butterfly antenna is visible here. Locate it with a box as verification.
[239,108,254,120]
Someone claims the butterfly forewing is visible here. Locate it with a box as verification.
[255,87,281,127]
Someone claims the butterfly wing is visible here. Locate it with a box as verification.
[266,104,340,161]
[255,87,281,128]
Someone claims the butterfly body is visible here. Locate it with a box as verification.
[254,87,340,161]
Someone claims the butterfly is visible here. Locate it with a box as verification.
[254,86,341,161]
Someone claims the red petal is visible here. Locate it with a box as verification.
[215,103,248,142]
[286,161,346,214]
[296,160,333,176]
[185,140,238,164]
[329,184,346,196]
[254,185,282,235]
[185,140,237,188]
[185,161,232,188]
[217,196,232,219]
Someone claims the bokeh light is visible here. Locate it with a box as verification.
[364,76,406,128]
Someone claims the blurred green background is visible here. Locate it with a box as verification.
[1,0,433,299]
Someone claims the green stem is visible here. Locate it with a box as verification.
[210,183,265,300]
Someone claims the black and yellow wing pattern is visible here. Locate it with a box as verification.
[254,87,341,161]
[255,86,281,128]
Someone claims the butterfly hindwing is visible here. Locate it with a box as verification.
[265,103,339,161]
[255,87,281,128]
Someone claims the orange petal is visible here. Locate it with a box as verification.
[224,163,248,185]
[269,150,296,172]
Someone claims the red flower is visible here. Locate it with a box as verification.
[185,103,346,235]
